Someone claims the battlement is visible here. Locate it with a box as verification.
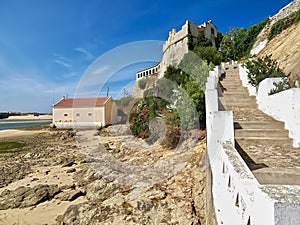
[136,20,218,81]
[162,20,217,53]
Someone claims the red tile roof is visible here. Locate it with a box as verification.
[53,97,111,108]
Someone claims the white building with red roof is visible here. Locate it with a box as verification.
[52,96,117,128]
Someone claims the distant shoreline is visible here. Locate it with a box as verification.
[3,114,52,120]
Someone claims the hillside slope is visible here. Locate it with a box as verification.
[253,0,300,50]
[258,22,300,85]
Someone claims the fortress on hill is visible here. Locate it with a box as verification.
[135,20,218,81]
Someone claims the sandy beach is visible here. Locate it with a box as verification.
[0,129,48,138]
[4,114,52,120]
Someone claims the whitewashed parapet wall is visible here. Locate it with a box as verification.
[205,65,300,225]
[238,64,300,148]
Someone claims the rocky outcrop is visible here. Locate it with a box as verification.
[0,126,208,224]
[0,184,61,210]
[131,75,159,98]
[57,126,208,225]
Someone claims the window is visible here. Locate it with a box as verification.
[64,113,68,117]
[88,113,92,116]
[76,113,80,117]
[211,27,215,36]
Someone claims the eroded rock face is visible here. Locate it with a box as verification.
[57,126,208,225]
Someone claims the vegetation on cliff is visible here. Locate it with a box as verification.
[219,18,268,61]
[129,52,209,148]
[188,26,222,68]
[268,9,300,40]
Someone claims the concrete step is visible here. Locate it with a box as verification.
[225,102,258,108]
[222,88,248,93]
[220,80,243,85]
[222,93,252,99]
[222,90,249,96]
[222,79,241,83]
[235,138,293,147]
[225,95,256,99]
[221,85,245,89]
[222,88,244,92]
[234,121,285,130]
[224,97,256,103]
[235,129,289,139]
[222,89,248,93]
[253,167,300,185]
[234,117,279,123]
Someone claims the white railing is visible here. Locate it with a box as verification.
[205,65,300,225]
[238,64,300,148]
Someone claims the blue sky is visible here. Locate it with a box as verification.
[0,0,292,112]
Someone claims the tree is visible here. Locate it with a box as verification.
[215,32,224,50]
[195,30,212,47]
[219,35,233,61]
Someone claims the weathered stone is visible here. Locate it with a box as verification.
[66,168,76,173]
[55,189,85,201]
[0,184,61,210]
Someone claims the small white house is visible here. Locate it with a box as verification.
[52,97,117,128]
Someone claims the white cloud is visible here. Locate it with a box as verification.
[52,53,72,69]
[54,59,71,68]
[74,47,94,60]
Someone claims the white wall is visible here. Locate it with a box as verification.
[257,79,300,148]
[238,64,257,96]
[206,65,300,225]
[238,64,300,148]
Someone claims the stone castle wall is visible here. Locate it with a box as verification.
[159,21,216,78]
[159,36,189,78]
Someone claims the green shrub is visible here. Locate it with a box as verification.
[268,77,291,95]
[130,117,149,138]
[193,46,222,67]
[268,9,300,40]
[244,55,287,87]
[138,78,147,89]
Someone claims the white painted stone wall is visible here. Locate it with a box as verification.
[206,65,300,225]
[257,78,300,148]
[238,64,300,148]
[238,64,257,96]
[54,121,103,129]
